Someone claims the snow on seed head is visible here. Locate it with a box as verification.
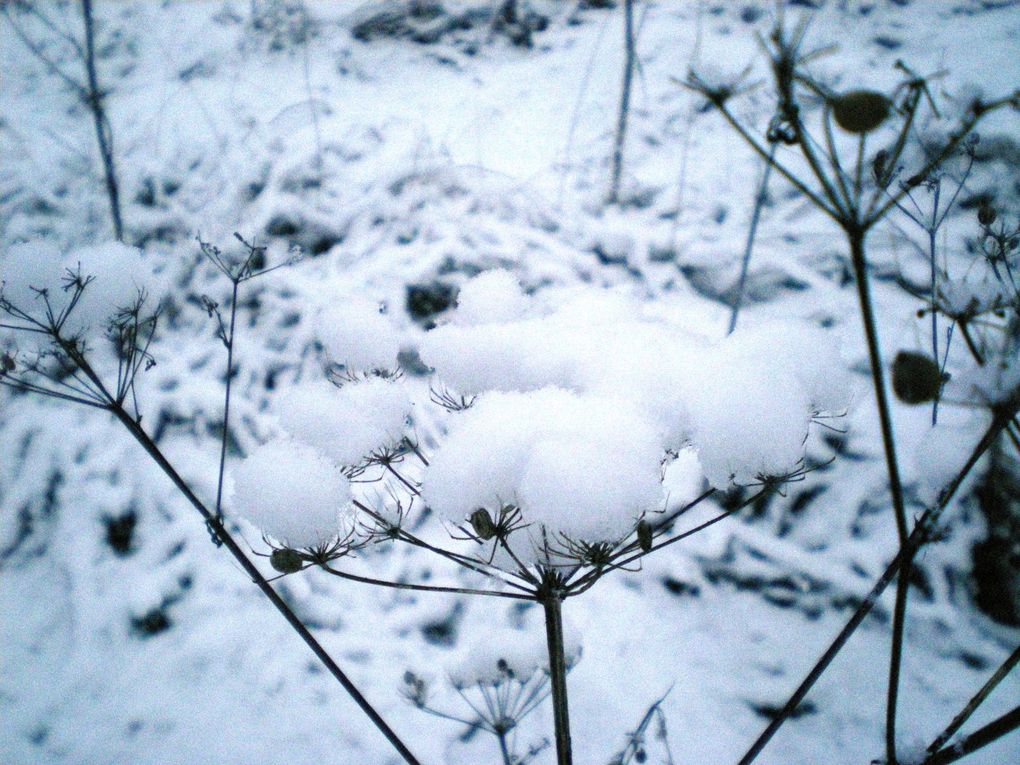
[316,297,402,372]
[276,377,411,467]
[1,240,152,338]
[453,270,529,326]
[231,438,353,549]
[423,388,664,547]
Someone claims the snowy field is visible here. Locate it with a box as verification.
[2,2,1019,764]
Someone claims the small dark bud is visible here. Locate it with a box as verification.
[637,520,653,552]
[270,548,304,574]
[905,173,926,189]
[831,90,892,134]
[892,351,943,405]
[1008,238,1019,252]
[469,508,497,540]
[977,205,997,226]
[1,353,14,374]
[635,749,647,763]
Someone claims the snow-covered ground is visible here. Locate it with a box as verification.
[2,2,1019,764]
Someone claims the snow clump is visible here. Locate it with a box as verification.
[422,278,850,493]
[452,269,530,326]
[447,625,582,689]
[275,377,411,466]
[316,297,403,372]
[231,438,354,549]
[1,240,154,338]
[423,387,664,548]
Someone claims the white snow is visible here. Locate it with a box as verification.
[452,269,530,326]
[230,438,354,549]
[275,377,411,467]
[316,297,403,372]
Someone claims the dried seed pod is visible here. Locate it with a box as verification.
[469,508,497,540]
[0,353,14,374]
[892,351,942,404]
[636,519,653,552]
[977,204,997,227]
[831,90,892,134]
[270,547,304,574]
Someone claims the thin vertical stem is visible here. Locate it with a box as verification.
[215,280,239,521]
[847,228,915,764]
[608,0,636,204]
[498,729,514,765]
[81,0,123,241]
[728,145,775,335]
[543,592,573,765]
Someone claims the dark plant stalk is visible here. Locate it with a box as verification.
[728,146,775,335]
[848,225,911,765]
[215,279,240,521]
[498,729,513,765]
[608,0,636,204]
[926,644,1020,756]
[81,0,123,241]
[542,588,572,765]
[104,403,422,765]
[924,706,1020,765]
[736,400,1019,765]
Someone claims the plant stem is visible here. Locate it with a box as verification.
[728,146,775,335]
[924,706,1020,765]
[215,280,239,521]
[81,0,123,241]
[608,0,635,204]
[542,590,573,765]
[847,226,910,765]
[498,729,514,765]
[108,405,422,765]
[927,644,1020,756]
[735,399,1020,765]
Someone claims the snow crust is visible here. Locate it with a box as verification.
[230,438,353,549]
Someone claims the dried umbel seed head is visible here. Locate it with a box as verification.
[892,351,943,404]
[469,508,497,540]
[978,204,998,226]
[831,90,892,134]
[270,547,304,574]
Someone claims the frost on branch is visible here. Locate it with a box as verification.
[230,438,354,549]
[275,377,412,467]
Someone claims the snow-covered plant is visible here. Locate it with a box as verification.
[684,10,1020,765]
[402,627,581,765]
